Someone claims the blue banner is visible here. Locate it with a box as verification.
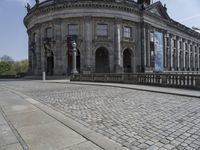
[154,32,164,72]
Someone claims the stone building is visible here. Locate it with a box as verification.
[24,0,200,75]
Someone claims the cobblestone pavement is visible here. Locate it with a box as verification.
[1,81,200,150]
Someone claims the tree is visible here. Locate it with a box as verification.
[0,61,11,74]
[0,55,14,64]
[0,55,28,76]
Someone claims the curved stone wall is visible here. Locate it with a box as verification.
[24,0,200,75]
[25,0,139,75]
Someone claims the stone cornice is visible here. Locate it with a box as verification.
[24,0,140,26]
[143,11,200,40]
[168,19,200,39]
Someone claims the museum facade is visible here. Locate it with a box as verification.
[24,0,200,75]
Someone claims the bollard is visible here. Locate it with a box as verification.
[43,72,46,81]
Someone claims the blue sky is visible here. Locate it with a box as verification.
[0,0,200,61]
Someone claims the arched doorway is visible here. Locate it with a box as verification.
[95,47,110,73]
[123,49,132,73]
[47,51,54,75]
[68,49,80,74]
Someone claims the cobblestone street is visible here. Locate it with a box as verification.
[1,81,200,150]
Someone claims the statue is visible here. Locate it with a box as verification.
[35,0,39,5]
[25,3,31,12]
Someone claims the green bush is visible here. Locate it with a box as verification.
[0,58,28,75]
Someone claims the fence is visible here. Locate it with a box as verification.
[71,73,200,90]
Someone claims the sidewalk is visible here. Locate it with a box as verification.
[0,86,127,150]
[47,80,200,98]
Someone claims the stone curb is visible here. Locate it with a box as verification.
[48,81,200,98]
[4,86,129,150]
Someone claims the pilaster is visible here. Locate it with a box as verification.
[84,16,92,72]
[169,34,174,71]
[147,29,151,67]
[198,45,200,70]
[164,33,168,69]
[114,17,123,73]
[40,26,46,73]
[176,37,180,71]
[183,39,186,71]
[188,40,191,70]
[53,19,62,75]
[193,43,196,71]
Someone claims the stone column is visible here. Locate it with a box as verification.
[198,45,200,70]
[27,32,32,74]
[169,34,174,71]
[188,41,191,71]
[167,34,170,70]
[114,18,123,73]
[61,22,67,75]
[147,29,151,67]
[180,38,184,70]
[183,39,186,70]
[84,16,92,72]
[164,33,168,69]
[193,44,196,71]
[176,37,180,71]
[71,42,78,75]
[35,25,42,75]
[40,27,46,73]
[143,26,147,69]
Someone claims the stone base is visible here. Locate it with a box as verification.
[114,65,123,74]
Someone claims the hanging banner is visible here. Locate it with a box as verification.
[154,32,164,72]
[67,35,77,56]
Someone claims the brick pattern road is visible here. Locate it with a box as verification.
[1,81,200,150]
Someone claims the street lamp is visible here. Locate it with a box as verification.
[71,41,78,75]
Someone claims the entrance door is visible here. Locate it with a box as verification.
[95,47,110,73]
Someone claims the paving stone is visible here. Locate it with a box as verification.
[146,145,159,150]
[145,140,154,146]
[159,139,170,144]
[164,144,174,149]
[175,145,185,150]
[2,81,200,150]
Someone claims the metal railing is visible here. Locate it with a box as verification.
[71,73,200,90]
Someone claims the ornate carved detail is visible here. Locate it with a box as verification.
[29,42,36,54]
[24,1,140,21]
[43,38,55,56]
[25,3,31,12]
[84,16,92,23]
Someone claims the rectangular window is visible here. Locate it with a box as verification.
[46,27,53,38]
[179,41,182,49]
[123,26,131,38]
[185,43,187,51]
[68,24,79,35]
[96,24,108,36]
[173,39,176,48]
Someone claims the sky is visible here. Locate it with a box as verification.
[0,0,200,61]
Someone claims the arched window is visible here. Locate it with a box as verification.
[123,49,132,73]
[46,27,53,38]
